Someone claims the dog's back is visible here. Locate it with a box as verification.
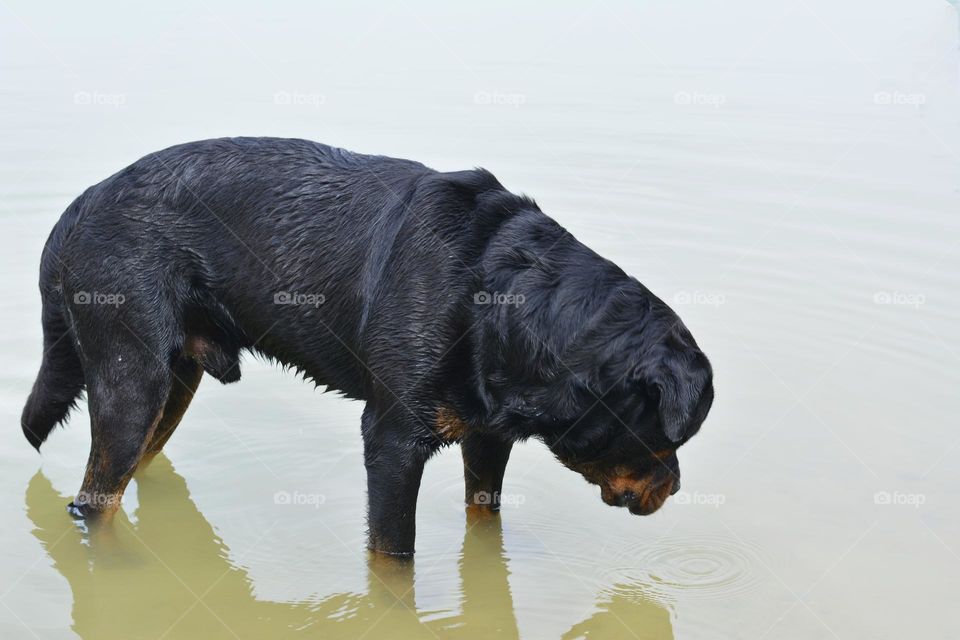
[22,137,510,448]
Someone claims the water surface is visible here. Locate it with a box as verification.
[1,1,958,638]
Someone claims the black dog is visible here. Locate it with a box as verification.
[21,138,713,556]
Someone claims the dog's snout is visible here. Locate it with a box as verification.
[670,478,681,495]
[618,490,637,507]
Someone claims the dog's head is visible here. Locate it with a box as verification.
[472,217,714,516]
[531,297,714,516]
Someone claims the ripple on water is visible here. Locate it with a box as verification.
[603,535,766,602]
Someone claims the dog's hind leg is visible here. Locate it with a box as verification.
[141,357,203,464]
[67,332,174,520]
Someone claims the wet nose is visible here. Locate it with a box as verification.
[618,490,637,506]
[670,478,681,495]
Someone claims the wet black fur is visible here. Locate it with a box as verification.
[21,137,713,555]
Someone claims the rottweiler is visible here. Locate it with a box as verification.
[21,138,714,556]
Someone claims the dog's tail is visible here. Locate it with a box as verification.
[21,202,86,451]
[22,295,85,450]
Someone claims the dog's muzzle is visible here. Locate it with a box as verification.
[600,474,678,515]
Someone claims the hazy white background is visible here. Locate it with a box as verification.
[1,1,958,638]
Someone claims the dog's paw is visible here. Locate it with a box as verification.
[66,500,96,519]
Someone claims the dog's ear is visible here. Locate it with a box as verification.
[649,352,713,443]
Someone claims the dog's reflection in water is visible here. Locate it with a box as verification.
[26,456,673,639]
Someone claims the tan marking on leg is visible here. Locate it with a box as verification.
[143,359,203,461]
[77,408,166,517]
[436,406,468,443]
[183,335,211,358]
[465,503,502,521]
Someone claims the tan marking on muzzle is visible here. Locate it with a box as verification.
[608,473,655,496]
[606,468,675,514]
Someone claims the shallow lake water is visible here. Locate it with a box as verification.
[1,1,959,638]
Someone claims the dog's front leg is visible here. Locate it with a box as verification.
[461,432,513,515]
[361,404,428,557]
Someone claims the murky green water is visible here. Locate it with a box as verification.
[2,1,959,638]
